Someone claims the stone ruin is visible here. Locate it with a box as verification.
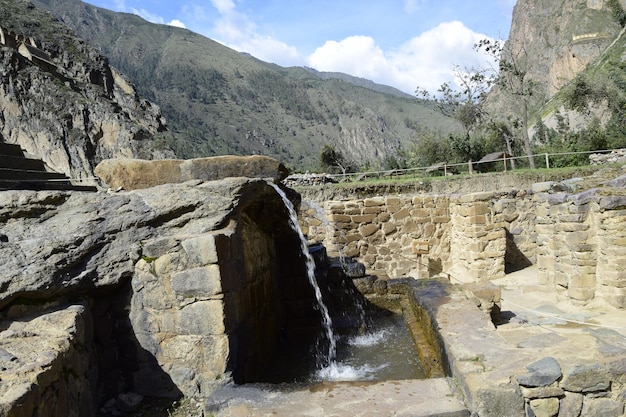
[301,174,626,309]
[1,157,626,416]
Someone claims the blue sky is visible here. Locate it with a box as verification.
[83,0,517,94]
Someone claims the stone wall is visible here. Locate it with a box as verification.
[301,178,624,308]
[0,179,316,415]
[0,303,94,417]
[535,187,626,308]
[129,183,309,395]
[302,190,535,283]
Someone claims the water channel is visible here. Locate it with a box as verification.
[269,183,426,383]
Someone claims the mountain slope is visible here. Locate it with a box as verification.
[0,0,172,181]
[486,0,626,150]
[33,0,459,171]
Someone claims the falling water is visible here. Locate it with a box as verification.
[269,183,337,365]
[302,199,370,332]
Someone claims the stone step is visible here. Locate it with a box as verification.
[0,155,46,171]
[0,168,68,181]
[0,143,26,157]
[0,179,96,192]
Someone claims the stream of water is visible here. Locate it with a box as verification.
[269,183,337,365]
[270,183,425,382]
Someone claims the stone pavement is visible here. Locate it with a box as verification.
[455,265,626,417]
[205,266,626,417]
[493,265,626,362]
[205,378,469,417]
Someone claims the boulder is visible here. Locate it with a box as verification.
[95,155,289,190]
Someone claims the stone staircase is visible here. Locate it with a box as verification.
[0,142,96,191]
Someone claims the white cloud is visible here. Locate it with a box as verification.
[210,0,235,14]
[168,19,187,28]
[200,0,302,66]
[306,21,495,95]
[128,7,165,24]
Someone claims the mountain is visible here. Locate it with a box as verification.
[0,0,173,181]
[31,0,459,172]
[486,0,626,154]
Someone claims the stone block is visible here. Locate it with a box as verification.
[568,273,596,289]
[362,207,382,214]
[532,181,555,193]
[559,392,583,417]
[377,212,391,222]
[392,207,410,221]
[520,386,564,399]
[359,224,379,237]
[363,197,385,207]
[515,357,562,387]
[560,362,610,393]
[382,222,397,235]
[182,234,218,266]
[529,397,559,417]
[385,196,401,206]
[177,300,225,335]
[567,287,595,302]
[603,287,626,308]
[351,214,376,223]
[143,237,180,259]
[600,195,626,210]
[410,208,430,218]
[458,203,491,217]
[581,398,624,417]
[459,192,494,203]
[154,252,182,276]
[329,214,351,223]
[171,265,222,297]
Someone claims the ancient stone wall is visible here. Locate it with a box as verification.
[302,195,452,279]
[301,181,625,308]
[535,189,626,308]
[302,190,536,283]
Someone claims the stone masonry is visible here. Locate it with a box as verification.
[301,174,625,308]
[302,190,536,283]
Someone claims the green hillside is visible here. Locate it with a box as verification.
[31,0,459,172]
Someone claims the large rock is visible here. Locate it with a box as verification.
[95,156,290,190]
[0,178,276,309]
[0,177,307,414]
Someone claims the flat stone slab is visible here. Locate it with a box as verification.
[206,378,469,417]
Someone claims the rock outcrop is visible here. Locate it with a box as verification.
[508,0,624,100]
[94,155,289,190]
[0,177,312,416]
[0,0,174,184]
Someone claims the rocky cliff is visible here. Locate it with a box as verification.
[509,0,625,100]
[0,0,173,183]
[487,0,626,134]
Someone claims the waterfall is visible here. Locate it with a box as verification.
[268,182,337,365]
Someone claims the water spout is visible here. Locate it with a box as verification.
[269,182,337,365]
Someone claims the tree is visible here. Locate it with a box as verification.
[417,65,490,141]
[416,65,493,167]
[319,144,350,175]
[476,39,537,168]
